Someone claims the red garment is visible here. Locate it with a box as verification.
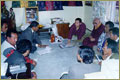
[1,1,5,7]
[68,23,86,40]
[68,1,76,6]
[25,57,34,64]
[83,24,105,47]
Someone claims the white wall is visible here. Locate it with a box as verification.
[38,6,84,26]
[5,1,93,30]
[5,1,26,27]
[84,6,93,30]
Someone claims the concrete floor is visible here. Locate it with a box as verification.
[29,39,80,79]
[29,30,92,79]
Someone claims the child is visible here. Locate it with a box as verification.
[16,39,37,69]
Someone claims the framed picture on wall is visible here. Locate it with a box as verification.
[85,1,92,6]
[25,7,39,23]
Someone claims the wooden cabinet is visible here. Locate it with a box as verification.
[56,23,69,39]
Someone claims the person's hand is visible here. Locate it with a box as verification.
[31,72,37,79]
[41,45,48,48]
[99,61,102,65]
[67,40,71,45]
[38,44,48,48]
[89,36,92,39]
[32,60,37,66]
[90,37,95,41]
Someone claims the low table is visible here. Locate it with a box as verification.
[38,26,52,35]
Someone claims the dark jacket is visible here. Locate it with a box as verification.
[4,50,32,79]
[4,50,26,65]
[19,27,41,53]
[61,63,100,79]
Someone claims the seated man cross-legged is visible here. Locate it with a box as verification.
[93,21,114,55]
[82,18,105,48]
[67,18,86,45]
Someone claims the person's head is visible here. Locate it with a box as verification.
[17,39,32,57]
[75,18,82,27]
[93,18,101,28]
[103,38,118,57]
[77,46,95,64]
[105,21,114,33]
[109,27,119,40]
[10,8,13,12]
[29,21,39,32]
[6,29,18,46]
[31,14,35,19]
[1,20,8,33]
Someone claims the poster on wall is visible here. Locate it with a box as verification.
[12,1,21,8]
[37,1,63,11]
[45,1,54,11]
[37,1,46,11]
[25,7,39,23]
[53,1,63,10]
[85,1,92,6]
[28,1,36,7]
[62,1,83,6]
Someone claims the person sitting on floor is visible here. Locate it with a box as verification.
[19,21,48,53]
[60,46,100,79]
[1,29,18,58]
[82,18,105,48]
[4,39,37,79]
[67,18,86,45]
[1,29,18,78]
[109,27,119,44]
[1,19,8,44]
[93,21,114,54]
[109,27,119,51]
[16,39,37,70]
[102,38,119,60]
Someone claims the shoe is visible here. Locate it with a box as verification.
[60,72,68,79]
[60,72,68,76]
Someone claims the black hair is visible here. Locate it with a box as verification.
[16,39,32,54]
[6,29,18,38]
[78,46,95,64]
[106,38,118,53]
[10,8,13,11]
[75,18,82,23]
[1,19,7,28]
[29,21,39,28]
[105,21,114,29]
[109,27,119,37]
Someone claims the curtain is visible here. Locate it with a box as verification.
[93,1,117,24]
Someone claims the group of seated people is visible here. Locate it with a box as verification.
[61,18,119,79]
[1,21,48,79]
[1,17,119,79]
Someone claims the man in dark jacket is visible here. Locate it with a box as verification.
[19,21,47,53]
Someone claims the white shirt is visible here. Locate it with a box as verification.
[105,54,113,60]
[31,28,34,33]
[116,37,119,42]
[1,40,15,55]
[1,40,15,76]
